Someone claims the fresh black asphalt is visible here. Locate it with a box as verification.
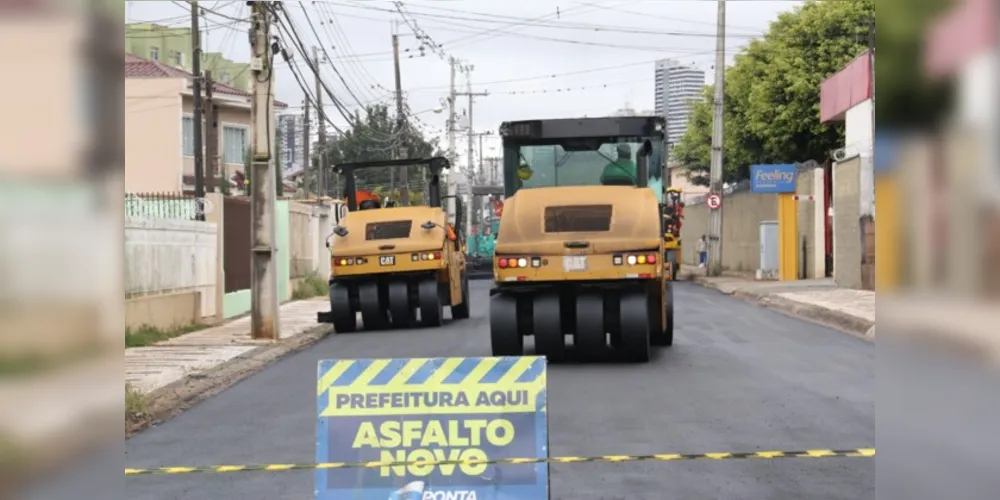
[115,280,873,499]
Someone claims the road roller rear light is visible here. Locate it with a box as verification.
[412,253,420,261]
[626,255,638,265]
[434,252,442,260]
[531,257,542,268]
[517,258,528,268]
[646,253,657,264]
[498,258,509,269]
[613,255,623,265]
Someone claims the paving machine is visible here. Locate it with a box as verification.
[489,116,675,362]
[317,157,470,332]
[467,185,504,279]
[663,186,685,281]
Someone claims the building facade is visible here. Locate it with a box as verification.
[277,113,306,174]
[654,59,705,148]
[125,23,251,91]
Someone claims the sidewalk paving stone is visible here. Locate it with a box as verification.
[125,299,330,395]
[682,267,875,339]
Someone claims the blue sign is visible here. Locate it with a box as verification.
[316,357,549,500]
[750,164,799,193]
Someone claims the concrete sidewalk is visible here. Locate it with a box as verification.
[126,299,331,394]
[880,296,1000,366]
[683,267,875,340]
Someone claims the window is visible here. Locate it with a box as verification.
[220,72,231,84]
[174,51,184,67]
[182,115,194,157]
[150,46,159,61]
[223,125,247,164]
[365,221,412,241]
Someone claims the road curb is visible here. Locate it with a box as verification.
[688,276,875,341]
[126,324,333,438]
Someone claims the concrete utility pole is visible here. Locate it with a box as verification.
[446,57,458,224]
[392,33,409,205]
[707,0,726,276]
[314,46,328,197]
[303,97,311,198]
[249,2,279,340]
[456,69,488,232]
[190,0,205,214]
[204,70,218,193]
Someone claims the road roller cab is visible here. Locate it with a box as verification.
[317,157,471,332]
[489,116,675,362]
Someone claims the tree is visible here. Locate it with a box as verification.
[673,0,874,185]
[311,103,443,198]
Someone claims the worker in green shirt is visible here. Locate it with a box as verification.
[600,144,637,186]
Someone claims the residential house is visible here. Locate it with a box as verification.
[125,23,251,91]
[125,53,287,193]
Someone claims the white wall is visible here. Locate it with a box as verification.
[846,99,875,217]
[125,218,218,319]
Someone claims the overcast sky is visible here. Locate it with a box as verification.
[127,0,802,156]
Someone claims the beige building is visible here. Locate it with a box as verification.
[666,163,710,202]
[125,53,287,193]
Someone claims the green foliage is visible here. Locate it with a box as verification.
[292,272,328,299]
[310,103,443,197]
[125,323,207,348]
[673,0,874,185]
[875,0,955,127]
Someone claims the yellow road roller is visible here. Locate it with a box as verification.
[489,117,675,362]
[317,157,470,332]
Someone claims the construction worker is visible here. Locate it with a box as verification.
[516,162,533,189]
[600,144,637,186]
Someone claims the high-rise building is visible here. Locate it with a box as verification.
[277,113,306,173]
[654,59,706,148]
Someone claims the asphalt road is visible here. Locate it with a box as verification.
[121,281,874,500]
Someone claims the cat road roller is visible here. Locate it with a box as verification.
[489,116,675,362]
[317,156,471,332]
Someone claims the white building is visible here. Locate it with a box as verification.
[654,59,705,148]
[277,113,306,173]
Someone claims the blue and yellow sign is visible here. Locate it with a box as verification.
[316,357,549,500]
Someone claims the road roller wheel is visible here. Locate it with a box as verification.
[663,282,675,346]
[650,282,674,347]
[533,294,565,362]
[358,282,389,330]
[329,282,356,333]
[388,281,415,329]
[574,293,606,360]
[489,294,522,356]
[418,278,443,327]
[619,291,651,362]
[451,273,471,320]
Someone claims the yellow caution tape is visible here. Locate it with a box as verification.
[125,448,874,476]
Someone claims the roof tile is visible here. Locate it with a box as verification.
[125,53,287,107]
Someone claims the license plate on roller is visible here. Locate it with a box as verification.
[563,255,587,272]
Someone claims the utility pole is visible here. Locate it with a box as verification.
[446,57,458,224]
[303,97,311,198]
[204,70,218,193]
[249,2,279,340]
[314,47,327,197]
[392,33,409,205]
[190,0,205,216]
[707,0,726,276]
[455,70,488,234]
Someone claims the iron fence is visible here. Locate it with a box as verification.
[125,192,204,220]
